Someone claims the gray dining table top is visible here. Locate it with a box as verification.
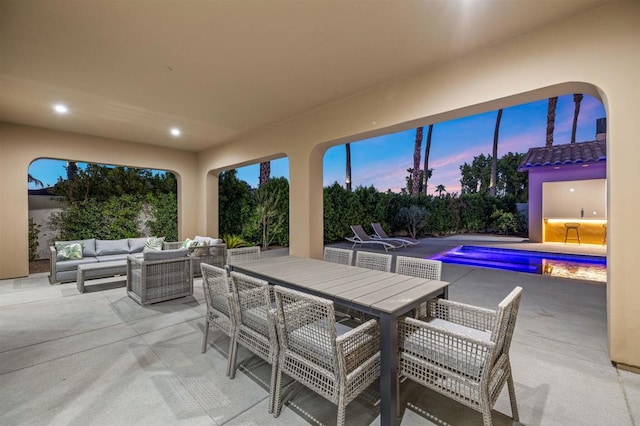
[230,255,448,315]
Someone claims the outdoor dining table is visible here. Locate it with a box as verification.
[228,255,449,426]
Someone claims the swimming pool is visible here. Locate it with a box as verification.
[430,245,607,282]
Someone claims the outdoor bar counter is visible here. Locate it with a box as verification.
[543,218,607,245]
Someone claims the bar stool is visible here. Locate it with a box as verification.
[564,222,581,244]
[602,224,607,246]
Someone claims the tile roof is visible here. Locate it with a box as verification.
[518,140,606,171]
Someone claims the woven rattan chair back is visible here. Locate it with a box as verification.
[275,285,338,372]
[228,271,279,413]
[395,256,442,280]
[355,251,392,272]
[200,264,236,376]
[323,247,353,266]
[492,286,523,360]
[227,246,261,265]
[399,286,523,426]
[272,285,381,425]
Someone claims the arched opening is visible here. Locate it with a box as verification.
[214,157,290,251]
[27,158,178,274]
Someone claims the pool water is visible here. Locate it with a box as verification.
[430,245,607,282]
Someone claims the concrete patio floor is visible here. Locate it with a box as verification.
[1,238,637,425]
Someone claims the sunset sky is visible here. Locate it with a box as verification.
[29,94,605,194]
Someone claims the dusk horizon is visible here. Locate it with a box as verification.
[29,93,605,194]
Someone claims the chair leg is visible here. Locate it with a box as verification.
[228,340,239,379]
[337,394,347,426]
[201,319,210,353]
[225,333,235,377]
[480,395,493,426]
[268,360,278,414]
[273,365,284,417]
[507,372,520,422]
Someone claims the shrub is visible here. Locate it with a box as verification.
[28,219,40,261]
[491,209,519,235]
[397,205,429,239]
[222,234,250,249]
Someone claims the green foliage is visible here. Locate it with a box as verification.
[460,153,492,194]
[491,209,520,235]
[28,219,41,261]
[51,164,176,203]
[50,195,144,240]
[246,177,289,249]
[460,152,528,202]
[219,170,254,236]
[397,205,429,239]
[222,234,250,248]
[146,192,178,241]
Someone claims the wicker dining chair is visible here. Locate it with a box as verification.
[272,285,381,426]
[395,256,442,317]
[200,264,237,375]
[355,251,392,272]
[228,271,279,413]
[227,246,261,265]
[323,247,353,266]
[398,286,523,426]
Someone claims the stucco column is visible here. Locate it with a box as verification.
[205,171,220,237]
[606,98,640,369]
[288,145,325,260]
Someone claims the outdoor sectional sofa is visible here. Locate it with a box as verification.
[49,238,148,284]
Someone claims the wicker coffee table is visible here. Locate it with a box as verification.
[76,260,128,293]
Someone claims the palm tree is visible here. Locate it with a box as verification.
[571,93,584,143]
[412,127,423,196]
[546,97,557,147]
[490,109,503,197]
[422,124,434,195]
[259,161,270,187]
[345,143,352,192]
[435,184,446,197]
[28,174,44,188]
[66,161,78,180]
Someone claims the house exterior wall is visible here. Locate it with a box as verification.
[528,163,607,242]
[1,2,638,366]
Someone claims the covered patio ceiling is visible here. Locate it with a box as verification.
[0,0,608,152]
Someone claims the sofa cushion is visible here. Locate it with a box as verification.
[55,242,83,261]
[195,235,223,246]
[97,254,130,263]
[128,238,148,253]
[96,239,130,256]
[143,248,188,261]
[55,239,96,257]
[57,257,99,272]
[145,237,165,251]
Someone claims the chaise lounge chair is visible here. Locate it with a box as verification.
[346,225,403,252]
[371,222,420,247]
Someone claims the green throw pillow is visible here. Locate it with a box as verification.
[180,238,201,248]
[55,242,83,261]
[145,236,165,251]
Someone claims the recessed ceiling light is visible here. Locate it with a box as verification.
[170,127,181,137]
[53,104,68,114]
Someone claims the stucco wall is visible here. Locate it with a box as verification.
[0,123,199,277]
[197,2,640,367]
[1,2,638,366]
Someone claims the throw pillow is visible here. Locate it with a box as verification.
[194,241,210,257]
[55,242,83,261]
[145,236,165,251]
[180,238,200,249]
